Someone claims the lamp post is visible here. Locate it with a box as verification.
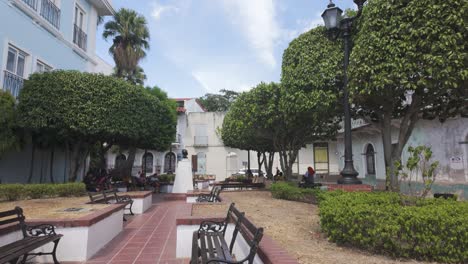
[322,0,366,184]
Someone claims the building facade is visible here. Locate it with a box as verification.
[105,98,207,176]
[0,0,114,183]
[0,0,114,98]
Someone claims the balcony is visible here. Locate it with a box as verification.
[3,71,24,98]
[21,0,60,30]
[73,24,87,51]
[22,0,37,10]
[194,136,208,147]
[40,0,60,29]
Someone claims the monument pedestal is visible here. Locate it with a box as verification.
[172,159,193,193]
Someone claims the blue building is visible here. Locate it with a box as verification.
[0,0,114,183]
[0,0,114,98]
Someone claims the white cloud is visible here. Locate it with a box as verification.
[151,1,179,21]
[192,69,255,93]
[221,0,280,68]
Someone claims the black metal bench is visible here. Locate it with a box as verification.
[0,207,63,264]
[88,189,134,215]
[217,182,265,191]
[196,187,221,202]
[191,203,264,264]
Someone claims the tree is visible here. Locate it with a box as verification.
[103,8,150,77]
[220,100,276,177]
[115,66,147,86]
[103,8,150,176]
[198,89,239,112]
[222,82,339,180]
[17,71,174,181]
[348,0,467,191]
[0,91,20,158]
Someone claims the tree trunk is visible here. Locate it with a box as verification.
[27,142,36,183]
[69,141,88,182]
[39,152,45,183]
[263,152,275,178]
[279,149,298,180]
[49,147,55,183]
[63,143,69,183]
[123,146,137,177]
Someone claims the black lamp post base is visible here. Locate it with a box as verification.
[337,176,362,184]
[338,163,361,184]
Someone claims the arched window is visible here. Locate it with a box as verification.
[115,154,126,169]
[142,152,154,174]
[164,152,176,173]
[365,144,376,175]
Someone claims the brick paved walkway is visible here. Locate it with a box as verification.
[84,195,191,264]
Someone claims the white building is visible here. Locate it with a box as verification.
[105,98,207,176]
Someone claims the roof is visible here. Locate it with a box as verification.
[88,0,115,16]
[176,107,186,113]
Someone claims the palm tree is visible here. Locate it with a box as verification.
[103,8,150,77]
[103,8,150,178]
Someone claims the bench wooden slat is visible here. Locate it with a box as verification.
[0,217,23,226]
[212,233,231,261]
[206,232,216,260]
[0,235,60,261]
[0,209,19,218]
[200,231,209,264]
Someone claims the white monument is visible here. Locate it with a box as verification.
[172,149,194,193]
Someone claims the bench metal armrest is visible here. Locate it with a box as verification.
[116,195,133,203]
[206,258,244,264]
[199,220,227,232]
[196,194,213,202]
[24,224,57,237]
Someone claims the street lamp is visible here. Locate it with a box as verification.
[322,0,366,184]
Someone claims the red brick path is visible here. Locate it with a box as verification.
[81,196,191,264]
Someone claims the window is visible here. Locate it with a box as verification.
[365,144,376,175]
[115,154,126,168]
[6,46,27,77]
[164,152,176,173]
[36,60,52,73]
[142,152,154,174]
[313,143,329,174]
[73,4,87,51]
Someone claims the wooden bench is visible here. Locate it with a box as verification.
[217,182,265,191]
[88,189,134,215]
[0,207,63,264]
[191,203,264,264]
[196,187,221,202]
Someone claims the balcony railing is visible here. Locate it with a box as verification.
[194,136,208,146]
[73,24,87,51]
[22,0,38,10]
[3,71,24,98]
[39,0,60,29]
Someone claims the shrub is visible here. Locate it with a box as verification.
[159,174,175,183]
[0,184,24,201]
[319,192,468,263]
[0,183,86,201]
[270,182,323,202]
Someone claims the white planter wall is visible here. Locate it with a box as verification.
[132,195,153,214]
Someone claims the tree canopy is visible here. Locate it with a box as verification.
[16,71,175,180]
[221,82,339,179]
[0,91,20,158]
[103,8,150,77]
[198,89,239,112]
[348,0,467,190]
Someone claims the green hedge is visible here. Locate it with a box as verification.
[0,183,86,201]
[319,192,468,263]
[270,182,323,202]
[158,174,175,183]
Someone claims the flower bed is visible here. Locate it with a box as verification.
[319,192,468,263]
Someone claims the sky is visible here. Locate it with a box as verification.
[95,0,355,98]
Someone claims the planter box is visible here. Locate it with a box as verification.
[0,204,126,262]
[126,191,153,214]
[160,184,174,193]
